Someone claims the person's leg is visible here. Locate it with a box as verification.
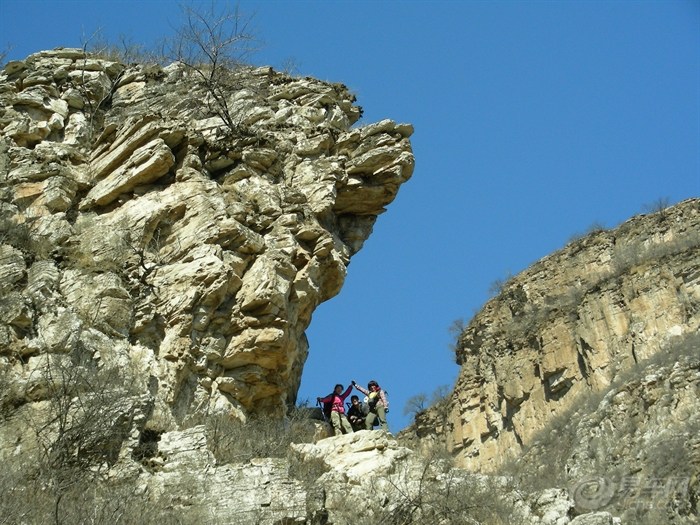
[330,411,342,435]
[375,404,389,431]
[365,412,377,430]
[341,414,353,433]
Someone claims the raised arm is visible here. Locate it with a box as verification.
[379,389,389,409]
[339,384,353,400]
[352,380,369,396]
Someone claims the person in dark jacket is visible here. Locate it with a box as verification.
[346,395,366,432]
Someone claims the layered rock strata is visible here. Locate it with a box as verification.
[0,49,414,427]
[411,199,700,472]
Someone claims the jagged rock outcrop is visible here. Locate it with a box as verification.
[0,49,414,429]
[3,47,696,525]
[409,199,700,474]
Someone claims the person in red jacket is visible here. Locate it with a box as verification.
[352,379,389,431]
[317,383,353,435]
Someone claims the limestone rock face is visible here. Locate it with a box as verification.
[0,49,414,427]
[515,351,700,523]
[410,199,700,472]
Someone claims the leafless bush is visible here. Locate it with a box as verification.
[0,208,53,261]
[488,271,514,297]
[0,460,203,525]
[448,317,466,356]
[15,343,146,524]
[349,453,521,525]
[568,221,607,243]
[162,1,258,133]
[0,44,11,67]
[404,384,452,426]
[206,407,317,465]
[612,230,700,275]
[403,393,428,419]
[87,30,159,65]
[642,196,671,217]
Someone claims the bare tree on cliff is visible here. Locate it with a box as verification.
[165,2,258,133]
[0,46,9,67]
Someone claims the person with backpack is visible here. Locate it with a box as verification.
[346,395,366,432]
[352,379,389,432]
[317,383,354,436]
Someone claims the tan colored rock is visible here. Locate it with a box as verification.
[411,199,700,472]
[0,51,414,429]
[89,116,162,179]
[12,85,69,117]
[0,245,26,293]
[291,430,412,480]
[81,138,175,209]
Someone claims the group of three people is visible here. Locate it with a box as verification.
[317,380,389,436]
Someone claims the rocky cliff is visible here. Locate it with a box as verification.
[0,49,414,428]
[512,336,699,523]
[410,198,700,474]
[2,48,698,525]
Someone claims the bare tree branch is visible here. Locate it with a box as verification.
[162,1,259,133]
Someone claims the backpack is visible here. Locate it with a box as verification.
[360,397,370,416]
[322,394,335,420]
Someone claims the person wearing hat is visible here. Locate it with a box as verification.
[351,379,389,431]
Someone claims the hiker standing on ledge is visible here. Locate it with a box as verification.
[317,384,353,436]
[352,379,389,432]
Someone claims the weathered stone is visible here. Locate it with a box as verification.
[61,269,133,336]
[291,430,412,479]
[569,512,615,525]
[0,245,26,293]
[0,50,415,430]
[410,199,700,474]
[88,115,163,180]
[13,85,69,118]
[81,138,175,209]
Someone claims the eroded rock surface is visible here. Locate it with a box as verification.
[128,428,615,525]
[0,49,414,428]
[410,199,700,472]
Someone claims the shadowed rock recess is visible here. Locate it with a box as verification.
[0,49,414,425]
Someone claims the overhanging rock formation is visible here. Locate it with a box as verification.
[0,49,414,427]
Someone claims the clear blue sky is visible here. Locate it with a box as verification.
[2,1,699,433]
